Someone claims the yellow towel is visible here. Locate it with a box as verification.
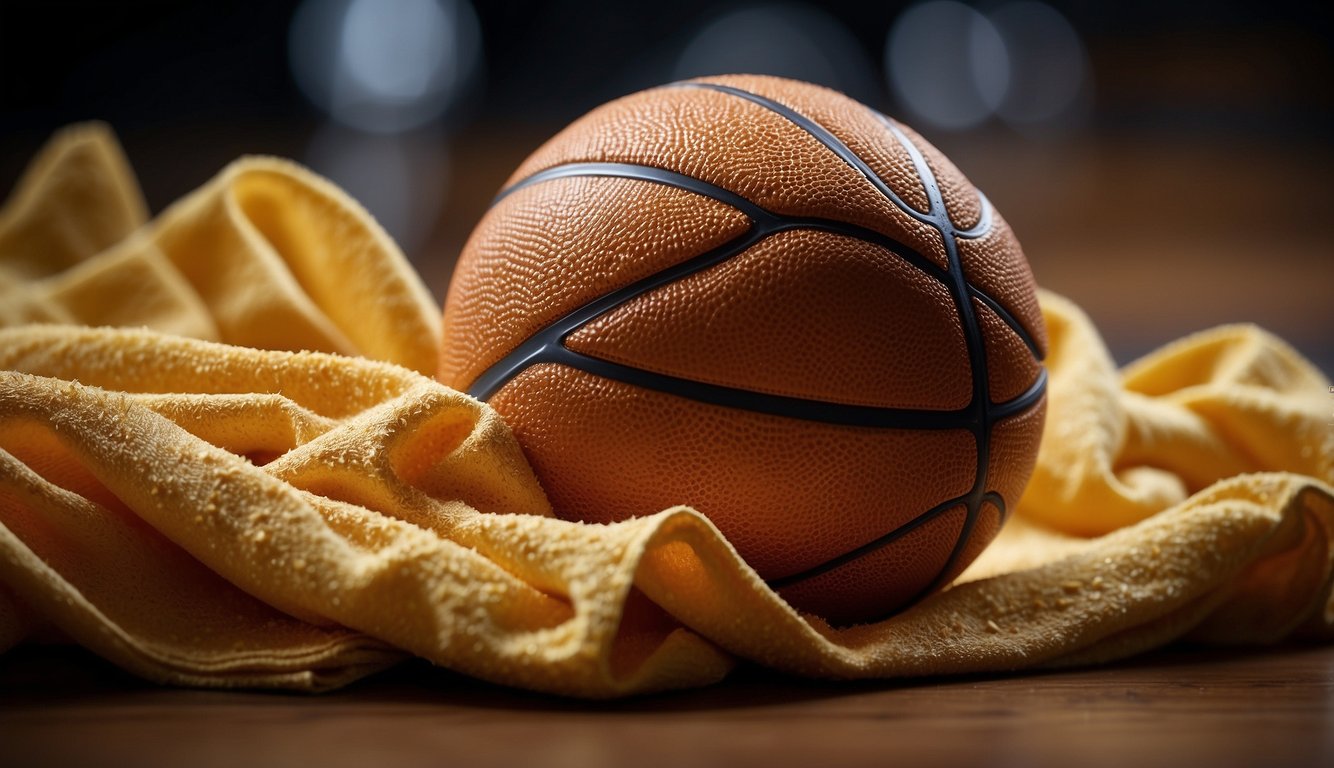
[1,124,1330,697]
[0,124,441,375]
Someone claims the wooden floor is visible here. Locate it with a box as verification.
[2,644,1330,768]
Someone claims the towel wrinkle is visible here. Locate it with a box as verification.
[0,124,1330,697]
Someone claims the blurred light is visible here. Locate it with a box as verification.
[289,0,481,134]
[675,3,881,106]
[342,0,449,100]
[305,124,449,256]
[987,2,1090,132]
[885,1,1009,131]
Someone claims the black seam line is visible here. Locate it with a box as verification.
[533,345,1045,430]
[477,168,1047,424]
[475,161,1047,414]
[958,191,994,239]
[493,162,764,217]
[768,488,1013,602]
[989,367,1047,420]
[767,495,967,590]
[496,162,945,283]
[881,114,994,608]
[712,86,996,608]
[469,223,758,402]
[971,289,1044,362]
[491,161,1043,361]
[872,113,1045,362]
[981,490,1006,522]
[671,79,1039,358]
[470,199,1045,423]
[674,81,995,240]
[711,95,1026,609]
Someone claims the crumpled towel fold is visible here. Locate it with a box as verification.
[0,123,441,375]
[0,124,1330,697]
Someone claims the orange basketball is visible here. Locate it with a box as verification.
[440,75,1047,625]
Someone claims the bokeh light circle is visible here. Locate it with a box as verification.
[885,1,1010,131]
[988,1,1089,130]
[289,0,481,134]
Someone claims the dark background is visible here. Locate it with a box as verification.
[2,0,1331,370]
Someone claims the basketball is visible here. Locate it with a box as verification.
[439,74,1048,625]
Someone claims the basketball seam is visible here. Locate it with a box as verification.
[678,81,1038,357]
[564,233,976,410]
[481,164,1042,399]
[677,81,993,236]
[662,85,1024,610]
[491,164,1041,361]
[474,163,1046,428]
[867,105,994,611]
[972,296,1042,405]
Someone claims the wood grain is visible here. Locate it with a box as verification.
[2,644,1331,768]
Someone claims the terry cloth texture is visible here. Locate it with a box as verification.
[1,124,1331,697]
